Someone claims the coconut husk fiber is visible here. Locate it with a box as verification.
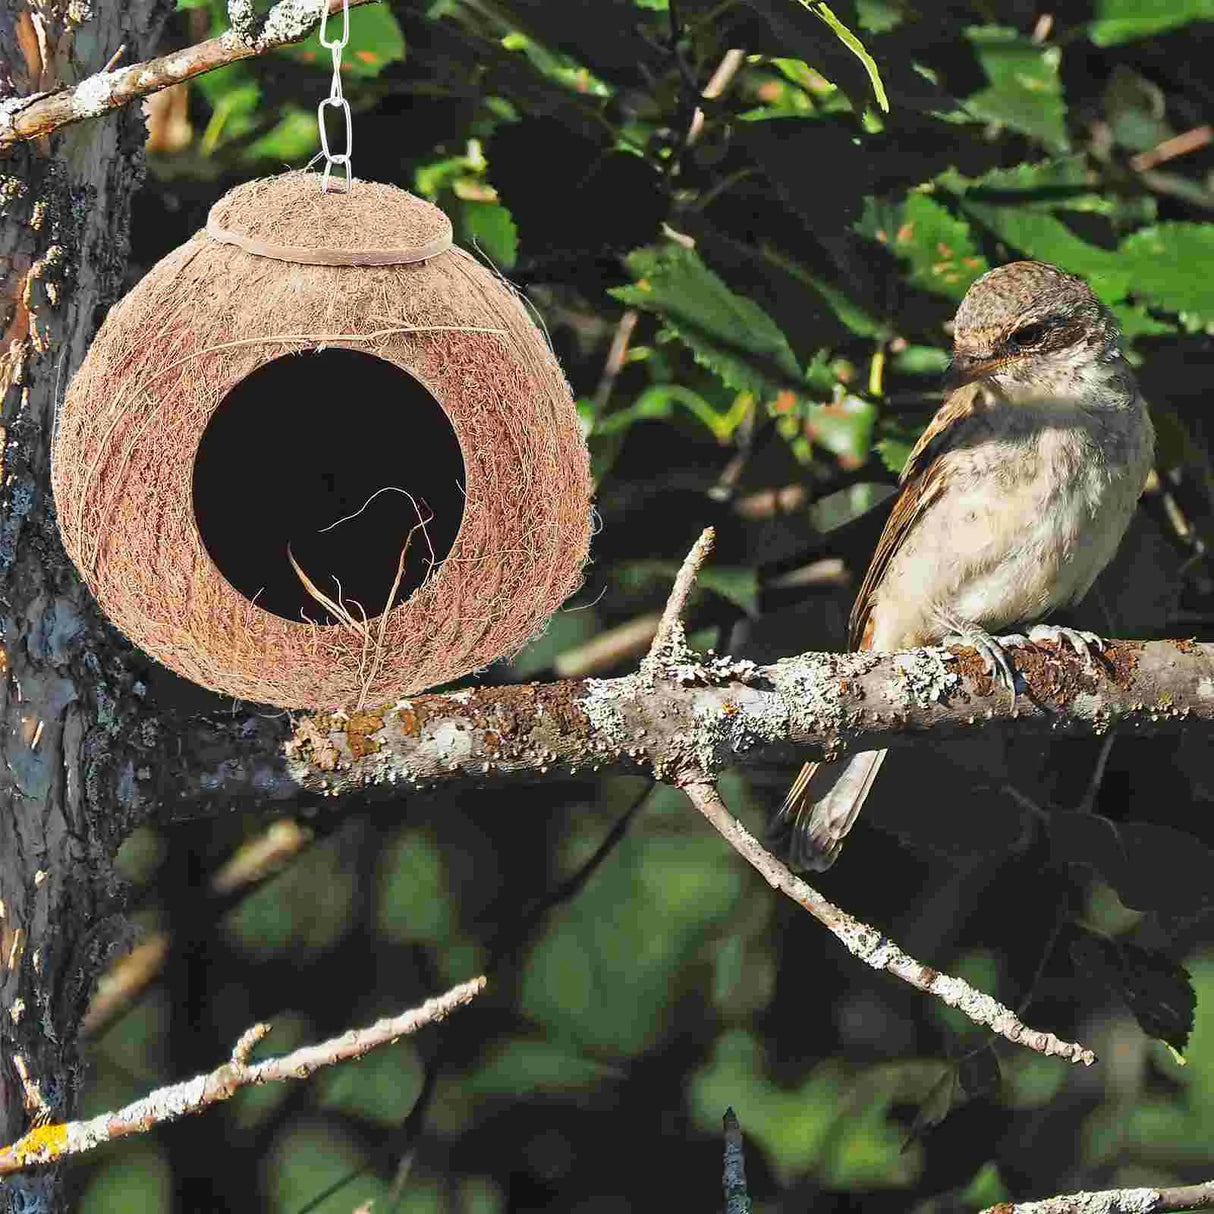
[54,172,593,710]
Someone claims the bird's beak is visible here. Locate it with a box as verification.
[943,352,1014,391]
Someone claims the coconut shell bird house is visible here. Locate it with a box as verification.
[53,172,593,710]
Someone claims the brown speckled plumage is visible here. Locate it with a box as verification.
[777,259,1154,872]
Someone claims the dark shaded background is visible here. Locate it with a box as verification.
[77,0,1214,1209]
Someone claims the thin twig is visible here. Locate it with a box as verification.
[0,977,486,1176]
[593,309,639,412]
[981,1180,1214,1213]
[1130,125,1213,173]
[687,47,746,145]
[723,1108,752,1214]
[643,526,715,670]
[0,0,381,150]
[683,782,1097,1065]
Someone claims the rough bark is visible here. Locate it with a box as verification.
[0,3,171,1208]
[153,638,1214,815]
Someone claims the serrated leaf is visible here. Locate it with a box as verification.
[957,201,1130,303]
[883,193,989,300]
[875,435,913,475]
[1090,0,1214,46]
[964,26,1068,153]
[1118,224,1214,325]
[612,245,803,399]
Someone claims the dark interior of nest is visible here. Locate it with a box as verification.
[192,348,466,626]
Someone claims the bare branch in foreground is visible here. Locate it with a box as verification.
[0,0,379,151]
[683,781,1096,1065]
[723,1108,752,1214]
[982,1179,1214,1213]
[0,977,486,1176]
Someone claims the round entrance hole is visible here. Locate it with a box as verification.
[192,348,465,625]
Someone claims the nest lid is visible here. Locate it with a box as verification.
[205,171,453,267]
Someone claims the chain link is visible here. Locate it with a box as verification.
[317,0,352,193]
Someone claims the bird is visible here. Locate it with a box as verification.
[775,260,1155,872]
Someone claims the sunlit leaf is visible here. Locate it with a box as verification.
[1119,224,1214,325]
[869,192,988,300]
[1090,0,1214,46]
[807,394,877,468]
[964,26,1068,152]
[793,0,890,112]
[242,106,316,163]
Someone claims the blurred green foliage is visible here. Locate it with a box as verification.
[89,0,1214,1208]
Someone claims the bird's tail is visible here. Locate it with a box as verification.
[773,749,888,871]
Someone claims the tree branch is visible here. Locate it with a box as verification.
[982,1180,1214,1213]
[722,1107,752,1214]
[683,781,1096,1064]
[0,0,380,151]
[0,976,485,1176]
[160,633,1213,814]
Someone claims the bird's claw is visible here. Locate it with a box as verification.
[943,627,1022,708]
[1027,624,1104,668]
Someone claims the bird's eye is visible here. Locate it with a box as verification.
[1008,318,1055,348]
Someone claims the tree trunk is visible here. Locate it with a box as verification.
[0,2,171,1206]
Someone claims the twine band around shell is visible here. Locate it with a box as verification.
[204,215,453,266]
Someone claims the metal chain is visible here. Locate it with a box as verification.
[317,0,353,193]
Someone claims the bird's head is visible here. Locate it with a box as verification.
[945,261,1123,397]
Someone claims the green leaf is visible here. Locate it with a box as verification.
[696,566,760,616]
[1119,224,1214,325]
[874,435,913,475]
[794,0,889,112]
[519,832,745,1054]
[960,1163,1011,1209]
[1090,0,1214,46]
[222,832,355,960]
[956,200,1130,303]
[889,344,949,375]
[590,384,751,444]
[806,394,877,468]
[316,1041,426,1126]
[242,106,316,163]
[611,244,803,399]
[282,4,406,78]
[462,201,518,269]
[1072,932,1196,1053]
[964,26,1068,152]
[466,1039,618,1096]
[877,192,989,300]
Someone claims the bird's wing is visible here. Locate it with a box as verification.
[848,379,999,651]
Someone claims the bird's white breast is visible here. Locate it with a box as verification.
[868,393,1153,650]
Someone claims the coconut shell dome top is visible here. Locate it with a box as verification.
[53,172,593,710]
